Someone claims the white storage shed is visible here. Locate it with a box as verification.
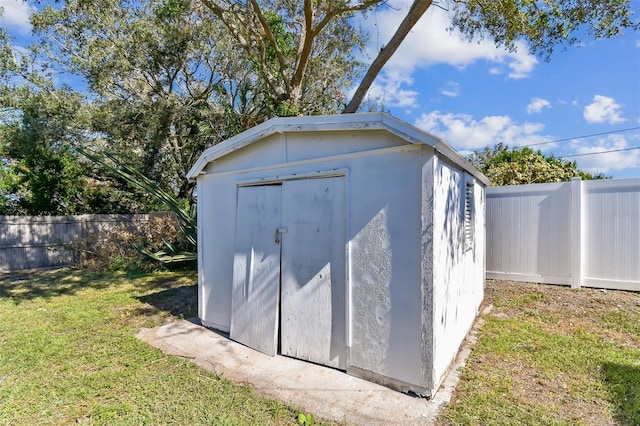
[187,113,488,397]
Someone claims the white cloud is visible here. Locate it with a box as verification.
[526,97,551,114]
[0,0,32,34]
[372,3,538,76]
[583,95,625,124]
[414,111,548,151]
[570,134,640,173]
[359,1,538,107]
[440,81,460,98]
[507,51,538,79]
[364,70,420,108]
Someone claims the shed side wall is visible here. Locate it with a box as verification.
[420,155,436,392]
[431,157,485,390]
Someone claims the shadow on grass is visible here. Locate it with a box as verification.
[0,267,195,304]
[602,362,640,426]
[137,284,198,319]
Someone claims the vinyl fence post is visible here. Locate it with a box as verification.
[571,177,582,289]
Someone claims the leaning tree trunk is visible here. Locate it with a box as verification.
[343,0,433,113]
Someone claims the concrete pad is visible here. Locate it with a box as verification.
[135,314,485,425]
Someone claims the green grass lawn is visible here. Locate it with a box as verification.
[2,270,638,425]
[0,268,302,425]
[437,280,640,426]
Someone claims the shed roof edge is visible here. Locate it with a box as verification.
[187,113,489,185]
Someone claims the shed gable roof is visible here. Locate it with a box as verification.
[187,112,489,185]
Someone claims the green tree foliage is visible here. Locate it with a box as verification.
[1,0,636,214]
[22,0,369,202]
[467,143,607,186]
[0,16,11,82]
[0,156,22,214]
[451,0,638,60]
[30,0,247,201]
[0,87,88,215]
[201,0,376,115]
[0,88,151,214]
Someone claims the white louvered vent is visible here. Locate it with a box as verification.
[464,179,474,252]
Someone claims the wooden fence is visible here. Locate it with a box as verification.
[0,214,157,272]
[486,177,640,291]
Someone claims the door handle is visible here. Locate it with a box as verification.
[274,227,287,244]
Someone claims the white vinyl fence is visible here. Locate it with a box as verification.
[0,214,156,272]
[486,177,640,291]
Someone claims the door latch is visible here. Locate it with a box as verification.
[274,227,287,244]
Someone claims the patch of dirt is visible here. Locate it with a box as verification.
[487,279,640,313]
[504,357,616,425]
[487,280,640,349]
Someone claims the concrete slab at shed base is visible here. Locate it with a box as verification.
[135,318,480,425]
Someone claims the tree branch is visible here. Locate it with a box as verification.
[343,0,433,113]
[200,0,250,48]
[290,0,315,100]
[202,0,287,101]
[248,0,291,95]
[312,0,384,38]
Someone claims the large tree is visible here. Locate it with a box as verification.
[200,0,378,114]
[15,0,369,201]
[29,0,254,200]
[183,0,638,115]
[467,143,607,186]
[1,0,637,211]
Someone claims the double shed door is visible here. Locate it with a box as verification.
[230,177,346,369]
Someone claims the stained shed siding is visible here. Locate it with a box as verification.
[196,174,237,330]
[431,159,485,387]
[283,130,406,163]
[347,148,425,388]
[204,133,284,174]
[198,142,430,384]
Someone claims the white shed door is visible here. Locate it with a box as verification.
[230,178,346,369]
[280,178,346,369]
[230,185,282,356]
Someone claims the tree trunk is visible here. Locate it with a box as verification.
[342,0,433,114]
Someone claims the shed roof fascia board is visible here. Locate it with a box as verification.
[378,114,489,185]
[187,112,489,185]
[187,113,393,179]
[434,141,490,185]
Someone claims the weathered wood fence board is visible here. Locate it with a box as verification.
[0,214,155,271]
[486,177,640,291]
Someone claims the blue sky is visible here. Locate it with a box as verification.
[2,0,639,178]
[359,1,640,178]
